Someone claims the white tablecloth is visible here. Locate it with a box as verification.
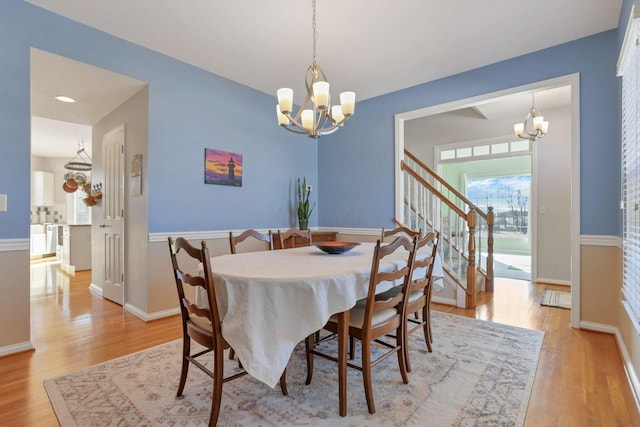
[204,242,443,388]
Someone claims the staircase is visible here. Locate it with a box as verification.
[401,149,494,308]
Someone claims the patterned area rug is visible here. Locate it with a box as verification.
[44,312,543,426]
[540,289,571,309]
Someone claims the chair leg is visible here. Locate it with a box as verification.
[423,306,432,352]
[228,348,235,360]
[398,325,410,382]
[177,335,190,396]
[209,341,225,427]
[427,293,433,344]
[279,368,288,396]
[305,334,315,385]
[361,337,376,414]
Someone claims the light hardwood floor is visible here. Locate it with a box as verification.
[1,263,639,426]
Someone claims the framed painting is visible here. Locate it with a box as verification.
[130,153,142,197]
[204,148,243,187]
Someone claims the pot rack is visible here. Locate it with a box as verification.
[64,146,92,171]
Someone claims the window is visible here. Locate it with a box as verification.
[620,4,640,332]
[466,175,531,237]
[67,190,91,225]
[437,136,530,163]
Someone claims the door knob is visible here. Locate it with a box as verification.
[99,224,111,228]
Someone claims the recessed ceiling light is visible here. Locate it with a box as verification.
[54,95,76,103]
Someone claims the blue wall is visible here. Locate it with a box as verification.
[0,0,627,238]
[319,29,621,236]
[0,0,318,238]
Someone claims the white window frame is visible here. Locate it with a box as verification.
[619,2,640,334]
[436,135,531,165]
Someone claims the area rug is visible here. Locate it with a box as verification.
[44,312,544,426]
[540,289,571,309]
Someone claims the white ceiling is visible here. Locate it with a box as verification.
[26,0,620,157]
[30,49,147,157]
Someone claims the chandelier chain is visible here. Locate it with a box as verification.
[312,0,317,66]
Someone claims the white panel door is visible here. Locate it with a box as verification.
[101,125,125,305]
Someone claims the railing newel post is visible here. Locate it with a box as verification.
[467,207,477,308]
[486,207,494,292]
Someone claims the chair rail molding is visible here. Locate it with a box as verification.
[0,238,29,252]
[149,227,382,243]
[580,235,622,248]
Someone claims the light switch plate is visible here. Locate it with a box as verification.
[0,194,6,212]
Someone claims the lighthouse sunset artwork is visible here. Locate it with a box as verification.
[204,148,243,187]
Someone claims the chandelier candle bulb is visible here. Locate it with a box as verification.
[301,109,314,130]
[331,105,344,123]
[514,123,524,136]
[340,91,356,116]
[533,115,544,130]
[277,88,293,114]
[313,81,330,109]
[542,121,549,133]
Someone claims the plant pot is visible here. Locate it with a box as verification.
[298,219,309,230]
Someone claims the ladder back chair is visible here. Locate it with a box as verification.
[229,229,273,254]
[381,225,421,242]
[227,229,274,360]
[376,231,440,372]
[168,237,287,426]
[277,228,312,249]
[304,236,418,414]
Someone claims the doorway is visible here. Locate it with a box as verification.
[29,48,146,309]
[394,74,580,327]
[437,143,534,281]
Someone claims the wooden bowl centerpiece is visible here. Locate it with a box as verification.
[312,241,361,255]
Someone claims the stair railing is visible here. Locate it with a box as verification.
[401,149,494,308]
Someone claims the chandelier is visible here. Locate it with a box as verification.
[513,93,549,142]
[276,0,355,139]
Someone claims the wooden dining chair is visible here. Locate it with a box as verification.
[227,229,274,360]
[381,225,421,242]
[376,231,440,372]
[229,229,273,254]
[168,237,287,426]
[304,236,418,414]
[277,228,312,249]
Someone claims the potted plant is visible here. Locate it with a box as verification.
[297,177,315,230]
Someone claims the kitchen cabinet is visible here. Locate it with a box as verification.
[61,225,91,273]
[31,171,54,206]
[30,233,46,257]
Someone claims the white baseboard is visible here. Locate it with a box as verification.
[0,340,34,357]
[536,278,571,286]
[89,283,102,296]
[580,321,640,413]
[124,303,180,322]
[432,295,457,306]
[90,284,179,322]
[579,321,617,334]
[617,329,640,413]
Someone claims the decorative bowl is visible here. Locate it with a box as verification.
[313,241,361,255]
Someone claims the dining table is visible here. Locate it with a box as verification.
[201,240,444,416]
